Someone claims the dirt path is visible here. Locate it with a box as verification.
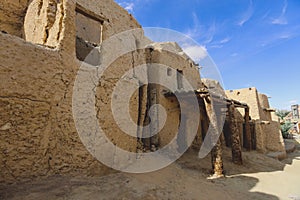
[239,139,300,200]
[1,143,299,200]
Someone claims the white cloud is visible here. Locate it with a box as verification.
[237,0,254,26]
[125,3,134,12]
[271,0,288,25]
[118,2,135,12]
[182,45,208,62]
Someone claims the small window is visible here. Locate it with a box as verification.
[75,5,104,65]
[293,109,298,117]
[177,69,183,90]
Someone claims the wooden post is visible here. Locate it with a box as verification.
[244,106,252,151]
[204,97,224,177]
[228,104,243,165]
[211,139,223,177]
[142,48,159,151]
[149,85,159,148]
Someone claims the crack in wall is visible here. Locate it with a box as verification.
[0,96,50,104]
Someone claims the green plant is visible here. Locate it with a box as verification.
[276,109,290,120]
[281,121,293,138]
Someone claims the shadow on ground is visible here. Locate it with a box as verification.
[0,138,299,200]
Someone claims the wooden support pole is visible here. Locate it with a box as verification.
[244,106,252,151]
[149,85,159,148]
[211,139,224,177]
[228,104,243,165]
[204,96,224,177]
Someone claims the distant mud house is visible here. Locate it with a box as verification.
[0,0,286,183]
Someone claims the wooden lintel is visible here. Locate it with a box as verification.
[263,108,276,112]
[76,3,109,23]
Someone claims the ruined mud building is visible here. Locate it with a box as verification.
[0,0,285,182]
[284,104,300,133]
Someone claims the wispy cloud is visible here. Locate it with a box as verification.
[185,12,216,44]
[271,0,288,25]
[289,100,298,104]
[208,37,230,49]
[210,45,223,49]
[261,10,270,21]
[220,37,231,44]
[260,31,294,47]
[237,0,254,26]
[204,22,216,44]
[185,12,202,38]
[278,33,292,39]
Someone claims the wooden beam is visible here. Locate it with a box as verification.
[76,3,108,23]
[263,108,276,112]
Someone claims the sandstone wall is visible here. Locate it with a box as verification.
[254,121,285,154]
[0,0,146,183]
[0,32,113,183]
[258,93,272,121]
[226,88,285,154]
[148,43,202,149]
[226,88,261,119]
[0,0,203,183]
[76,0,141,41]
[24,0,65,48]
[0,0,31,37]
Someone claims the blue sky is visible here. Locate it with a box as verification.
[115,0,300,110]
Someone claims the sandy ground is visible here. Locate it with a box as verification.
[0,139,299,200]
[240,139,300,200]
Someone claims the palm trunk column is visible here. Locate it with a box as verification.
[203,96,224,177]
[228,104,243,165]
